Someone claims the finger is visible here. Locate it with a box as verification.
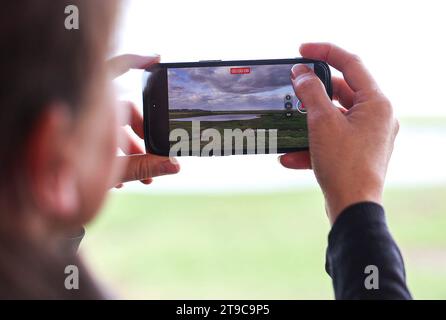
[116,154,180,183]
[279,151,311,169]
[300,43,378,92]
[119,128,144,155]
[108,54,160,78]
[115,183,124,189]
[118,129,155,186]
[332,77,354,109]
[290,64,334,117]
[119,101,144,139]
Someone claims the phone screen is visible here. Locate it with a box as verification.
[166,63,313,155]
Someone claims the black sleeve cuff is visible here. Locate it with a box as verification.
[328,202,387,251]
[325,202,412,299]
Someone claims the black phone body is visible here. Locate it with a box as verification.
[143,58,332,157]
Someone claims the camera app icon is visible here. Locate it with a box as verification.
[284,94,293,117]
[284,94,293,110]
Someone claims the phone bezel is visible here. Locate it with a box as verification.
[143,58,332,156]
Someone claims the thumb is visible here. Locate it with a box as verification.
[117,155,180,183]
[290,64,333,117]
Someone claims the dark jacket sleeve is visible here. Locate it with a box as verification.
[325,202,412,299]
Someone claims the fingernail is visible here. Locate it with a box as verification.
[277,155,282,164]
[291,64,311,80]
[159,158,180,174]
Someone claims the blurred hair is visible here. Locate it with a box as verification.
[0,0,118,200]
[0,0,119,299]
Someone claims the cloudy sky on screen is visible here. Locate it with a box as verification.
[167,64,299,111]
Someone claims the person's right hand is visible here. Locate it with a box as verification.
[279,43,399,224]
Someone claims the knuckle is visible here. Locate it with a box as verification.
[132,157,151,180]
[346,53,363,67]
[373,96,393,118]
[295,75,320,93]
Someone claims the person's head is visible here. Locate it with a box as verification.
[0,0,121,236]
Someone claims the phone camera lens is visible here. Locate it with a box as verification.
[284,102,293,110]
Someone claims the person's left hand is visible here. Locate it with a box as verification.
[108,54,180,188]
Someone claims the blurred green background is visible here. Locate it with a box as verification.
[81,186,446,299]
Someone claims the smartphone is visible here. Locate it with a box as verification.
[143,58,332,157]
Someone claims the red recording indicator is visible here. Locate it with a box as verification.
[230,67,251,74]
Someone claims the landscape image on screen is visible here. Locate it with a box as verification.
[167,64,312,152]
